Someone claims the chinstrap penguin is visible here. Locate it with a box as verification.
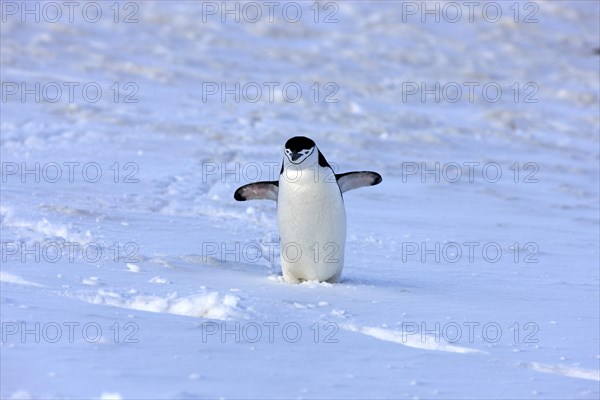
[234,136,381,283]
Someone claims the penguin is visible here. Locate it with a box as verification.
[234,136,381,283]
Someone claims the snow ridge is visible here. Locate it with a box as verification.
[69,289,243,320]
[342,323,486,354]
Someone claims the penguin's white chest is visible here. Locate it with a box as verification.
[277,167,346,283]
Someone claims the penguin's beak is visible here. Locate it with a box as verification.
[291,152,302,162]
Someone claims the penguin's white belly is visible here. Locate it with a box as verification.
[277,173,346,283]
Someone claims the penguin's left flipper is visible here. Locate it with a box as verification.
[234,181,279,201]
[336,171,382,193]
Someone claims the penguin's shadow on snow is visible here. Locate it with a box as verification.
[340,274,422,291]
[171,254,275,279]
[186,254,418,289]
[212,258,419,290]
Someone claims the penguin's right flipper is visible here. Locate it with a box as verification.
[336,171,382,193]
[234,181,279,201]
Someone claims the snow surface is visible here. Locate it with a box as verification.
[1,1,599,399]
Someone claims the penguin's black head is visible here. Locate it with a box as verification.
[284,136,316,164]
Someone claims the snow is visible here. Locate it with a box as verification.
[341,323,486,354]
[1,1,599,399]
[0,272,43,288]
[70,289,242,320]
